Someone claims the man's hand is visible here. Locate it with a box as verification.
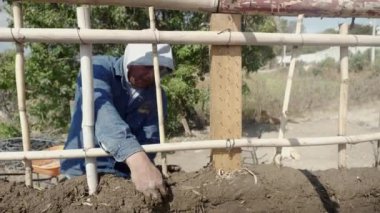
[126,151,167,201]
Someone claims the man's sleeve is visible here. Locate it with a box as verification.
[77,64,143,162]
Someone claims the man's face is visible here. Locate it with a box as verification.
[128,65,155,89]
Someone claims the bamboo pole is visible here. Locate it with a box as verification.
[27,0,380,18]
[12,2,33,187]
[377,113,380,169]
[338,23,349,169]
[0,133,380,161]
[2,29,380,46]
[377,139,380,169]
[275,14,304,165]
[77,6,98,195]
[148,7,168,177]
[371,20,376,66]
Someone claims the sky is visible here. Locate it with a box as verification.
[283,16,379,33]
[0,1,379,52]
[0,1,12,52]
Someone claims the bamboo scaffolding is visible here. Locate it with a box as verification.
[371,20,376,66]
[27,0,380,18]
[12,2,33,187]
[2,29,380,46]
[338,24,349,169]
[148,6,168,177]
[0,133,380,161]
[275,14,303,165]
[378,113,380,169]
[77,6,98,195]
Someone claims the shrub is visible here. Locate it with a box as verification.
[0,123,20,138]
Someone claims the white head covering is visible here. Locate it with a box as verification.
[123,43,174,80]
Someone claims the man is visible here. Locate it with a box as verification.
[60,43,174,200]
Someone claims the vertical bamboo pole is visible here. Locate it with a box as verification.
[210,14,242,171]
[275,14,304,165]
[377,112,380,169]
[148,7,168,177]
[282,45,287,67]
[371,20,376,66]
[338,23,349,169]
[12,2,33,187]
[77,6,98,195]
[378,140,380,169]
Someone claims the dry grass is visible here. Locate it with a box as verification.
[243,67,380,122]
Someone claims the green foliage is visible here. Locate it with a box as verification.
[157,11,210,76]
[0,122,20,138]
[154,11,210,134]
[320,57,338,68]
[299,24,373,55]
[2,2,278,136]
[349,24,372,35]
[322,28,338,34]
[321,24,372,35]
[298,46,330,55]
[310,57,338,76]
[162,65,206,135]
[349,50,370,72]
[19,4,150,131]
[242,15,276,72]
[91,6,149,56]
[20,3,79,131]
[0,51,17,119]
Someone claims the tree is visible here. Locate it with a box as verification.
[322,28,338,34]
[4,2,277,135]
[322,24,372,35]
[349,24,372,35]
[162,65,206,136]
[5,3,208,135]
[20,4,152,131]
[20,3,79,131]
[242,15,277,72]
[0,50,17,121]
[0,50,21,138]
[154,11,210,134]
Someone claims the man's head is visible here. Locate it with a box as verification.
[123,43,174,89]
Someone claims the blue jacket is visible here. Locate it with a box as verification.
[60,56,167,177]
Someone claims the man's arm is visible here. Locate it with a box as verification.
[85,63,143,162]
[127,90,168,200]
[79,60,166,199]
[126,152,166,200]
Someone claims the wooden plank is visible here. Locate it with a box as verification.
[210,14,242,171]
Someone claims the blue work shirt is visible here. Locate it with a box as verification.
[60,56,167,177]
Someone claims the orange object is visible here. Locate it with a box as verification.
[32,145,64,177]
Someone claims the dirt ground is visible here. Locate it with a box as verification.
[0,165,379,213]
[0,101,379,212]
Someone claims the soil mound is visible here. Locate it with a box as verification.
[0,165,379,212]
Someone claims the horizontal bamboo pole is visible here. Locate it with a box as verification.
[2,28,380,46]
[26,0,380,18]
[0,133,380,161]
